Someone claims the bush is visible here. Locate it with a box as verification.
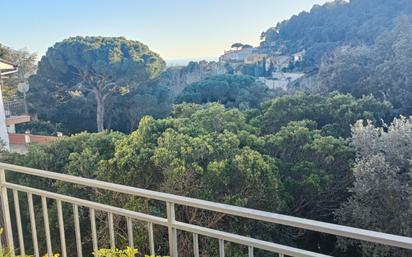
[92,247,168,257]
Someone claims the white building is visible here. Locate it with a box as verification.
[293,50,306,62]
[258,72,305,91]
[0,59,19,150]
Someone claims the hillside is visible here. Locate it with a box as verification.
[260,0,412,68]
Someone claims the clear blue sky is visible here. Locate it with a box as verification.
[1,0,328,60]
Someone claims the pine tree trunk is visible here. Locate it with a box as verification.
[95,92,105,132]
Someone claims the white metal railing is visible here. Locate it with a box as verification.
[3,98,27,117]
[0,162,412,257]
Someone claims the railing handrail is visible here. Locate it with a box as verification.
[3,98,27,116]
[3,181,331,257]
[1,162,412,251]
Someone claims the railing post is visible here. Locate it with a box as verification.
[193,233,199,257]
[148,222,155,256]
[41,196,53,257]
[166,202,178,257]
[12,190,25,256]
[57,200,67,257]
[0,168,14,256]
[126,217,134,249]
[27,193,39,257]
[108,212,115,249]
[90,208,98,252]
[248,246,254,257]
[73,204,83,257]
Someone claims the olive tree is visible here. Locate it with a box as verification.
[336,116,412,257]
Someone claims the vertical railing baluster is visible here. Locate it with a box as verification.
[193,233,199,257]
[28,193,39,257]
[56,200,67,257]
[12,190,25,256]
[41,196,53,257]
[126,217,134,249]
[0,168,14,257]
[90,208,98,252]
[73,204,83,257]
[108,212,115,249]
[219,239,225,257]
[166,202,178,257]
[148,222,155,256]
[248,246,254,257]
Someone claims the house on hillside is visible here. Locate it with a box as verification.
[258,72,305,91]
[244,54,267,64]
[293,50,306,62]
[265,55,292,72]
[220,47,255,63]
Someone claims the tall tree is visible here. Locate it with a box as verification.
[29,36,165,131]
[231,42,244,50]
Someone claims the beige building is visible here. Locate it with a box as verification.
[244,54,267,64]
[220,48,255,63]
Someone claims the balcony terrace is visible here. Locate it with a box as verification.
[0,162,411,257]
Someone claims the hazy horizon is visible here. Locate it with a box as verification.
[1,0,329,61]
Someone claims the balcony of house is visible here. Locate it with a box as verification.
[0,163,411,257]
[3,98,59,153]
[4,98,30,133]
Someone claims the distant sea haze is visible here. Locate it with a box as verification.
[166,57,219,66]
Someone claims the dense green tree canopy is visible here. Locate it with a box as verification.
[318,16,412,114]
[255,92,392,137]
[29,36,166,132]
[8,100,376,256]
[175,74,270,110]
[97,103,355,255]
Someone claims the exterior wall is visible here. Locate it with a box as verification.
[8,133,59,154]
[220,48,255,62]
[0,82,10,150]
[259,72,305,91]
[272,72,305,81]
[293,50,306,62]
[0,59,19,150]
[0,61,15,71]
[264,56,292,72]
[258,77,288,90]
[244,54,267,64]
